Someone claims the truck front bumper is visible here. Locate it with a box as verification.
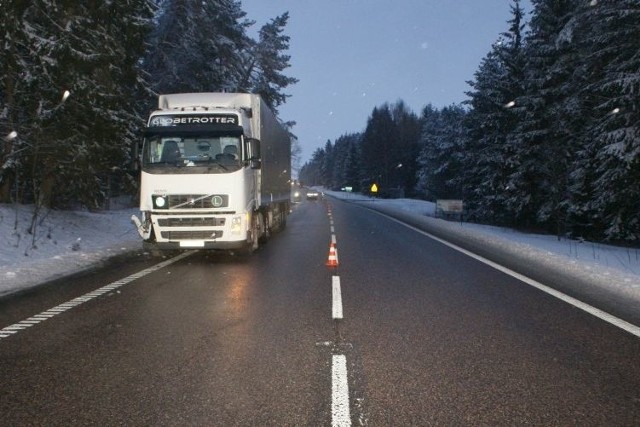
[143,239,249,251]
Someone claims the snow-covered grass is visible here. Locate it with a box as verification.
[0,202,140,297]
[1,191,639,299]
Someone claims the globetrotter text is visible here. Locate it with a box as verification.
[149,114,238,127]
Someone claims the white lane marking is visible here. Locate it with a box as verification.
[331,234,337,245]
[385,216,640,338]
[0,251,194,340]
[333,276,343,319]
[332,354,351,427]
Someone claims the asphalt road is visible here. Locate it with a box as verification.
[1,197,639,426]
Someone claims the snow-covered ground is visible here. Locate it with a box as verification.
[1,192,639,299]
[325,191,640,301]
[325,190,640,283]
[0,202,141,297]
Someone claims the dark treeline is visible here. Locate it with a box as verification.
[0,0,297,211]
[299,0,640,242]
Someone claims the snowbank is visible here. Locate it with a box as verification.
[0,204,140,297]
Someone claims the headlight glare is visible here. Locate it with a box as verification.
[231,215,242,235]
[153,195,167,209]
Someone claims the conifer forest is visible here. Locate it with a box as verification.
[1,0,639,242]
[300,0,640,242]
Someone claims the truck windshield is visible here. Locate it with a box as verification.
[142,135,242,172]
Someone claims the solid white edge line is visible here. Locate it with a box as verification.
[333,276,343,320]
[0,250,195,341]
[332,354,351,427]
[385,216,640,338]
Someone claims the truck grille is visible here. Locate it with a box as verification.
[167,194,228,209]
[157,217,225,227]
[160,230,223,240]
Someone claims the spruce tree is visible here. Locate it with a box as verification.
[570,0,640,240]
[1,1,154,209]
[145,0,252,94]
[463,0,526,224]
[242,12,298,113]
[508,0,581,233]
[389,101,421,197]
[415,104,440,199]
[360,105,396,195]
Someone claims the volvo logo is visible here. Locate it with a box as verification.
[211,195,224,207]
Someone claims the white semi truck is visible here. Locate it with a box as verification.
[131,93,291,253]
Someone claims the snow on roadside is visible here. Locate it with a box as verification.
[325,190,640,280]
[0,204,141,297]
[1,191,639,298]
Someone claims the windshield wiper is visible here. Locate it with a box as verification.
[151,160,183,166]
[208,160,229,171]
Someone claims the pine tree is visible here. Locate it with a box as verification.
[0,1,33,202]
[507,0,581,233]
[389,101,422,197]
[145,0,252,94]
[329,133,361,191]
[360,105,397,195]
[241,12,298,113]
[300,147,326,186]
[344,135,362,192]
[463,0,526,224]
[416,105,467,201]
[197,0,253,92]
[570,0,640,240]
[414,104,440,199]
[0,1,154,209]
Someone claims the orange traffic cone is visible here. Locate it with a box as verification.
[326,243,339,267]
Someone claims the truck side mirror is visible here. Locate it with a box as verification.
[245,137,261,163]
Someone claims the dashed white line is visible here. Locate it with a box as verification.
[0,251,194,340]
[332,354,352,427]
[333,276,343,320]
[328,215,351,425]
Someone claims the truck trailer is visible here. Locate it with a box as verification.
[131,92,291,253]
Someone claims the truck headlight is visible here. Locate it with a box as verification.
[152,195,167,209]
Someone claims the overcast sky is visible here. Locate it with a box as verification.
[240,1,531,164]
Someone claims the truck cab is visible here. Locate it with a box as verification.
[132,93,290,253]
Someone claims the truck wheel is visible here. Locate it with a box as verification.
[249,215,260,251]
[235,215,259,257]
[280,212,287,229]
[259,212,271,243]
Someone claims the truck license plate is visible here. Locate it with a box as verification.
[180,240,205,248]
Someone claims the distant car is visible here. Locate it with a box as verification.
[292,191,302,203]
[306,190,320,200]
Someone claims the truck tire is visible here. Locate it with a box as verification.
[249,214,260,251]
[235,214,259,257]
[259,211,271,243]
